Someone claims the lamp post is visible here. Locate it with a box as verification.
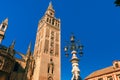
[64,34,84,80]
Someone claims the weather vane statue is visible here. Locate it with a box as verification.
[64,34,84,80]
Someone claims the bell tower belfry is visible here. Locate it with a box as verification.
[32,2,60,80]
[0,18,8,43]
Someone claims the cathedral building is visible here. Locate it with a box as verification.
[85,60,120,80]
[0,2,60,80]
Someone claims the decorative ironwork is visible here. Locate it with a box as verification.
[64,34,84,80]
[64,34,84,57]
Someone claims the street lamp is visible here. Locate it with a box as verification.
[64,34,84,80]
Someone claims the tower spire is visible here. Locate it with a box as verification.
[32,2,60,80]
[48,1,53,10]
[45,1,55,17]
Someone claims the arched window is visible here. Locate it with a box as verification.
[48,59,54,74]
[50,12,53,16]
[13,62,19,71]
[1,25,5,31]
[48,65,50,73]
[115,63,119,68]
[58,24,59,27]
[52,19,54,25]
[49,18,51,23]
[48,63,54,74]
[107,76,113,80]
[47,18,49,22]
[48,77,53,80]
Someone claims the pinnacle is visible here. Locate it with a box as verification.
[10,40,16,49]
[26,42,32,57]
[48,1,54,10]
[28,42,32,49]
[11,40,15,46]
[3,18,8,25]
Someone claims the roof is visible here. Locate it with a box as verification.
[85,66,120,79]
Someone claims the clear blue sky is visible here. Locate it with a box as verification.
[0,0,120,80]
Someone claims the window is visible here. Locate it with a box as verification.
[48,77,53,80]
[50,12,53,16]
[107,76,113,80]
[48,59,54,74]
[49,18,51,23]
[48,65,50,73]
[117,74,120,80]
[1,25,5,31]
[55,23,57,26]
[115,63,119,68]
[98,78,103,80]
[58,23,59,27]
[52,19,54,25]
[47,18,49,22]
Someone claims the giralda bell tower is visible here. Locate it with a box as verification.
[32,2,61,80]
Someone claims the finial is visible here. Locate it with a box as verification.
[7,40,16,56]
[58,19,61,22]
[28,42,32,49]
[3,18,8,25]
[70,33,75,42]
[48,1,53,10]
[10,40,16,49]
[26,42,32,57]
